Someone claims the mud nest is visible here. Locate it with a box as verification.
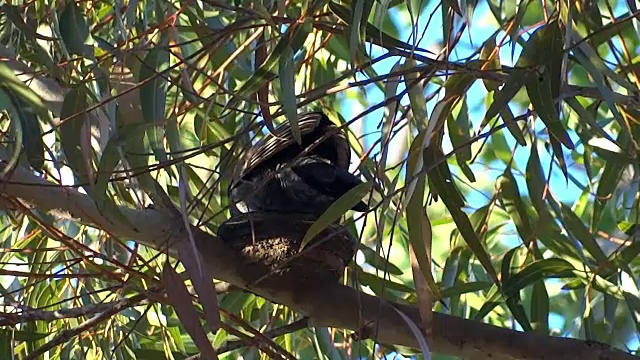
[217,212,357,291]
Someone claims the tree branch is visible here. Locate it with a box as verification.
[0,158,633,360]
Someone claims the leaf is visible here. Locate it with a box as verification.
[59,87,91,182]
[591,131,628,227]
[565,270,625,299]
[447,104,475,182]
[175,238,221,335]
[500,247,533,332]
[380,62,403,168]
[357,270,415,294]
[499,170,534,244]
[548,137,569,181]
[349,0,366,68]
[499,105,527,146]
[537,224,583,263]
[404,87,441,302]
[300,182,371,250]
[59,1,89,56]
[0,89,21,178]
[94,123,147,203]
[623,291,640,335]
[3,87,44,172]
[0,63,47,120]
[482,70,526,127]
[439,281,492,298]
[475,259,574,320]
[409,219,434,333]
[2,4,38,39]
[531,280,549,334]
[525,67,574,149]
[526,144,550,221]
[314,327,341,359]
[139,45,169,163]
[358,244,404,276]
[88,123,147,228]
[404,61,430,204]
[570,44,626,126]
[162,263,218,359]
[424,147,497,284]
[559,203,613,268]
[479,35,501,91]
[279,45,301,144]
[390,306,431,359]
[490,127,515,165]
[444,247,472,315]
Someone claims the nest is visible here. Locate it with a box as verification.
[217,212,357,291]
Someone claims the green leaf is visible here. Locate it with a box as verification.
[525,67,574,149]
[531,280,549,334]
[439,281,492,298]
[526,144,551,221]
[90,123,147,228]
[499,105,527,146]
[357,270,415,294]
[59,1,89,56]
[559,203,613,268]
[591,131,628,227]
[300,181,371,250]
[530,280,549,335]
[623,292,640,335]
[447,102,475,182]
[500,247,533,332]
[481,72,525,130]
[279,45,301,144]
[314,327,341,359]
[139,46,169,163]
[537,224,583,263]
[0,62,49,117]
[358,244,405,276]
[475,259,574,320]
[4,87,44,171]
[499,170,534,244]
[59,87,91,182]
[479,35,501,91]
[548,137,569,181]
[424,147,497,284]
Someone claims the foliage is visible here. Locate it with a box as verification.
[0,0,639,358]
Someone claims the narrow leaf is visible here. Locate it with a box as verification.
[162,263,219,359]
[59,2,89,56]
[279,45,301,144]
[300,182,371,250]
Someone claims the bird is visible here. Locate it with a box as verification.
[228,111,368,217]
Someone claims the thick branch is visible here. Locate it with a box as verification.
[0,153,169,245]
[0,161,634,360]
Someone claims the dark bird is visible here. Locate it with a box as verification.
[228,111,368,216]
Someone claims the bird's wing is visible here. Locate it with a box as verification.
[239,112,352,180]
[241,113,325,176]
[289,157,367,211]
